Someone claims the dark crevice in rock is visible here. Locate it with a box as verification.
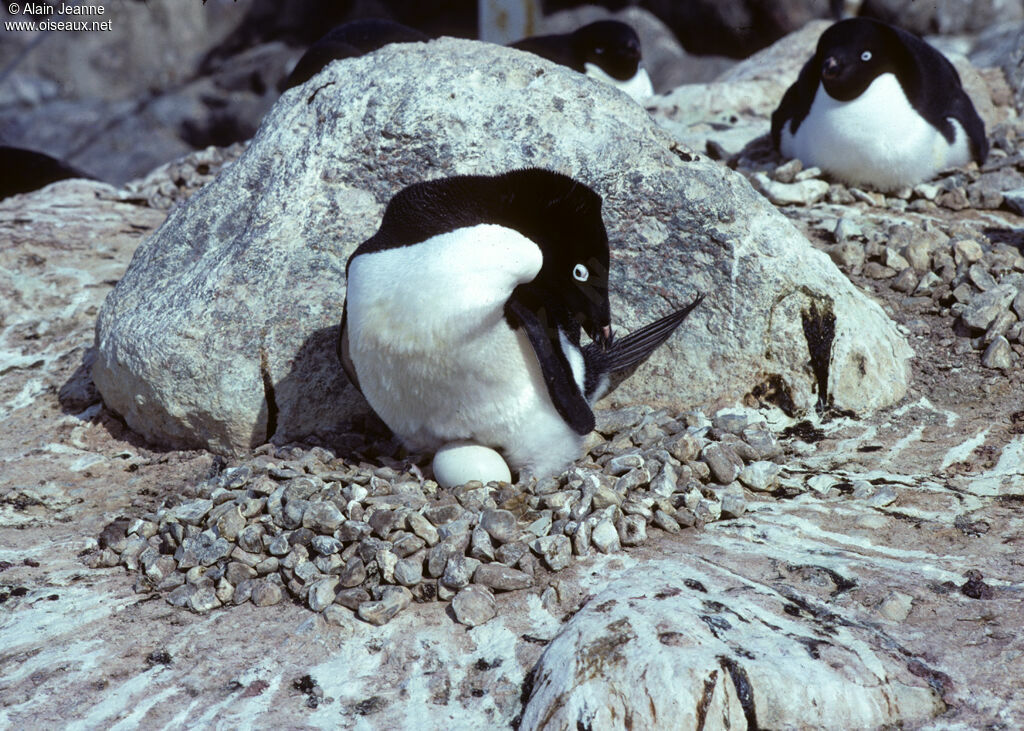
[801,302,836,415]
[748,374,797,416]
[695,669,718,731]
[306,80,336,105]
[787,563,857,596]
[779,419,825,443]
[790,635,831,660]
[669,145,694,163]
[718,655,758,730]
[260,348,278,444]
[510,666,537,729]
[684,578,708,593]
[700,614,732,639]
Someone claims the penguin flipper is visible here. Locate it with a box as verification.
[507,299,595,436]
[771,55,821,149]
[338,303,362,393]
[586,293,704,374]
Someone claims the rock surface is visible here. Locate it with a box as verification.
[2,103,1024,731]
[860,0,1023,36]
[3,16,1024,731]
[0,1,258,183]
[521,560,943,729]
[93,37,911,455]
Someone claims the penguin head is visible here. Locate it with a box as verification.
[815,18,905,102]
[571,20,643,82]
[498,169,612,347]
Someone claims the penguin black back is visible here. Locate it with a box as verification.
[511,20,642,81]
[771,18,987,162]
[281,19,430,91]
[0,146,92,200]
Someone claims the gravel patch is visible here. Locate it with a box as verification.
[90,405,791,625]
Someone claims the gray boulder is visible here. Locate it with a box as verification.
[93,37,911,455]
[860,0,1023,36]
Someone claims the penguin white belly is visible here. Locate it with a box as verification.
[780,74,971,191]
[584,63,654,102]
[346,224,583,476]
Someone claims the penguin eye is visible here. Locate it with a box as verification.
[860,50,872,62]
[572,264,590,282]
[594,47,605,55]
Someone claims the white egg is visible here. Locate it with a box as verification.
[432,441,511,488]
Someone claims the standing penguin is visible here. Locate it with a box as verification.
[771,18,987,191]
[510,21,654,102]
[340,169,701,478]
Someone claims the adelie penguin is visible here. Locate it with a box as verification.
[339,169,702,481]
[510,21,654,102]
[771,18,987,191]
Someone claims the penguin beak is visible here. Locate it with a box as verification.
[598,324,614,351]
[822,56,841,80]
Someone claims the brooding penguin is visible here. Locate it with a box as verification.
[771,18,987,191]
[280,19,429,91]
[340,169,701,478]
[510,21,654,102]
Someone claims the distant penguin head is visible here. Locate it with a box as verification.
[571,20,643,81]
[815,18,904,102]
[500,169,612,346]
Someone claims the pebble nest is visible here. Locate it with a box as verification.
[91,406,791,627]
[734,119,1024,372]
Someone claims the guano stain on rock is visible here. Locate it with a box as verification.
[801,301,836,415]
[718,655,758,730]
[579,617,636,678]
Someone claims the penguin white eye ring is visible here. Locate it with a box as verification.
[860,50,872,61]
[573,264,590,282]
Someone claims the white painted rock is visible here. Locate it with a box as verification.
[520,559,944,729]
[432,442,512,488]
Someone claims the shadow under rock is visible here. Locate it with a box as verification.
[259,324,416,465]
[58,345,102,415]
[984,227,1024,254]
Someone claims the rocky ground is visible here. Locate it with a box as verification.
[2,19,1024,731]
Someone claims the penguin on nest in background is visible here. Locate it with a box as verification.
[771,17,987,191]
[339,169,702,481]
[510,20,654,102]
[280,18,429,91]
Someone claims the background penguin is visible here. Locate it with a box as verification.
[340,169,701,479]
[771,17,988,192]
[280,19,429,91]
[0,146,93,200]
[510,21,654,102]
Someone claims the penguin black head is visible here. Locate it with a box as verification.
[570,20,643,81]
[498,169,612,347]
[814,18,908,102]
[349,169,612,346]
